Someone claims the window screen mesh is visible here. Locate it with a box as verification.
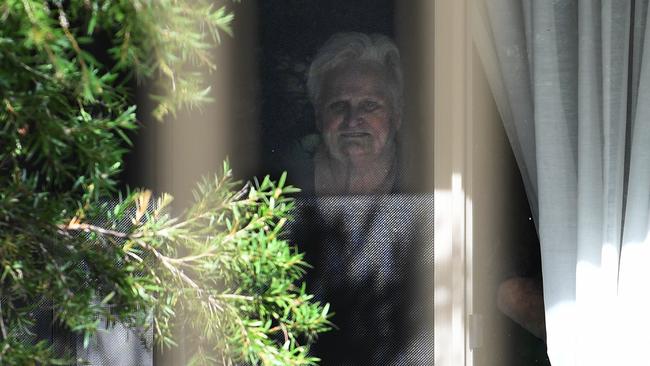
[288,194,434,365]
[23,194,433,365]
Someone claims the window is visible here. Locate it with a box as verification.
[119,1,546,365]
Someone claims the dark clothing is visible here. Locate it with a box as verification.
[287,194,434,365]
[277,134,432,364]
[280,134,412,197]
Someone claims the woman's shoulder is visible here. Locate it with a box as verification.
[280,134,320,195]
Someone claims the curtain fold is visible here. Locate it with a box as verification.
[479,0,650,364]
[486,0,539,221]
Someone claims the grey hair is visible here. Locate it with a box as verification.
[307,32,404,114]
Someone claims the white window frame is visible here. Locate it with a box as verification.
[432,1,475,365]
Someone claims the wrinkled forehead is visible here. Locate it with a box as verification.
[319,61,393,103]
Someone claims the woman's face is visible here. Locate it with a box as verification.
[317,61,400,165]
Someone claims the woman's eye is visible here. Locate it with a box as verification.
[362,100,379,111]
[329,101,347,112]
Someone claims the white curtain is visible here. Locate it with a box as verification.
[475,0,650,364]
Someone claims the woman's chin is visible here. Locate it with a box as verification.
[340,149,375,164]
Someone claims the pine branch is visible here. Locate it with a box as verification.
[1,1,330,364]
[0,290,7,341]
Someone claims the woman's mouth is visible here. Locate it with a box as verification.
[340,131,371,138]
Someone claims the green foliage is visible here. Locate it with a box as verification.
[0,1,330,365]
[60,166,329,365]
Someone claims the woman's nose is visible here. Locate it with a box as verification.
[344,105,365,128]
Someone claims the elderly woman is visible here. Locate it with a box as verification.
[303,32,404,196]
[302,33,547,344]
